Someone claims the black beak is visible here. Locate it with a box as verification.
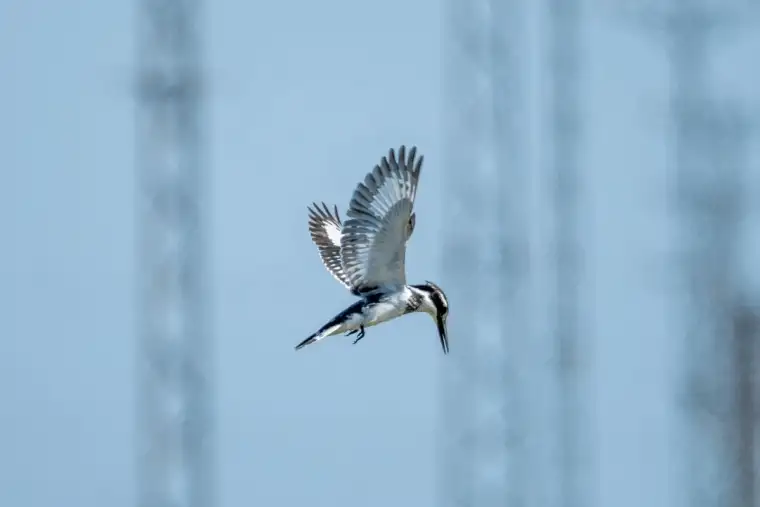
[436,315,449,354]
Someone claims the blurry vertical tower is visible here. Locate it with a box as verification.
[546,1,587,507]
[634,1,756,506]
[136,0,213,506]
[665,7,751,507]
[439,0,529,506]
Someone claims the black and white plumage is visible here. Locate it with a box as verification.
[306,202,415,293]
[296,145,449,354]
[306,203,353,290]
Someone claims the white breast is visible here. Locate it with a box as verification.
[362,289,411,327]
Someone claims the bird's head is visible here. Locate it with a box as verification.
[412,281,449,354]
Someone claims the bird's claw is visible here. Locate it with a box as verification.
[352,326,366,345]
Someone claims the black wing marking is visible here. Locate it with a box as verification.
[307,202,353,291]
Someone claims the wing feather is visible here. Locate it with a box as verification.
[340,145,423,294]
[307,202,353,290]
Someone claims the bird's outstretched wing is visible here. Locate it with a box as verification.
[307,202,353,291]
[340,145,423,295]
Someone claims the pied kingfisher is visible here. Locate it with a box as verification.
[295,145,450,354]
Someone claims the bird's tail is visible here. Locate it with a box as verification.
[294,333,319,351]
[294,320,344,351]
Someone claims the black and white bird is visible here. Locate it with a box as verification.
[295,145,450,354]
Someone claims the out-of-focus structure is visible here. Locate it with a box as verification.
[136,0,214,506]
[546,1,588,507]
[633,1,758,506]
[731,302,758,507]
[438,0,530,506]
[665,12,755,507]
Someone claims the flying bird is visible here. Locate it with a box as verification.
[295,145,450,354]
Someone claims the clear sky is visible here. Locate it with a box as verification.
[1,1,757,507]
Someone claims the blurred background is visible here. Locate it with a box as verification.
[1,0,759,507]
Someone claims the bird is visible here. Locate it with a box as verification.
[295,145,450,354]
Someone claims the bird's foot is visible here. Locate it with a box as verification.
[352,326,366,345]
[345,329,359,337]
